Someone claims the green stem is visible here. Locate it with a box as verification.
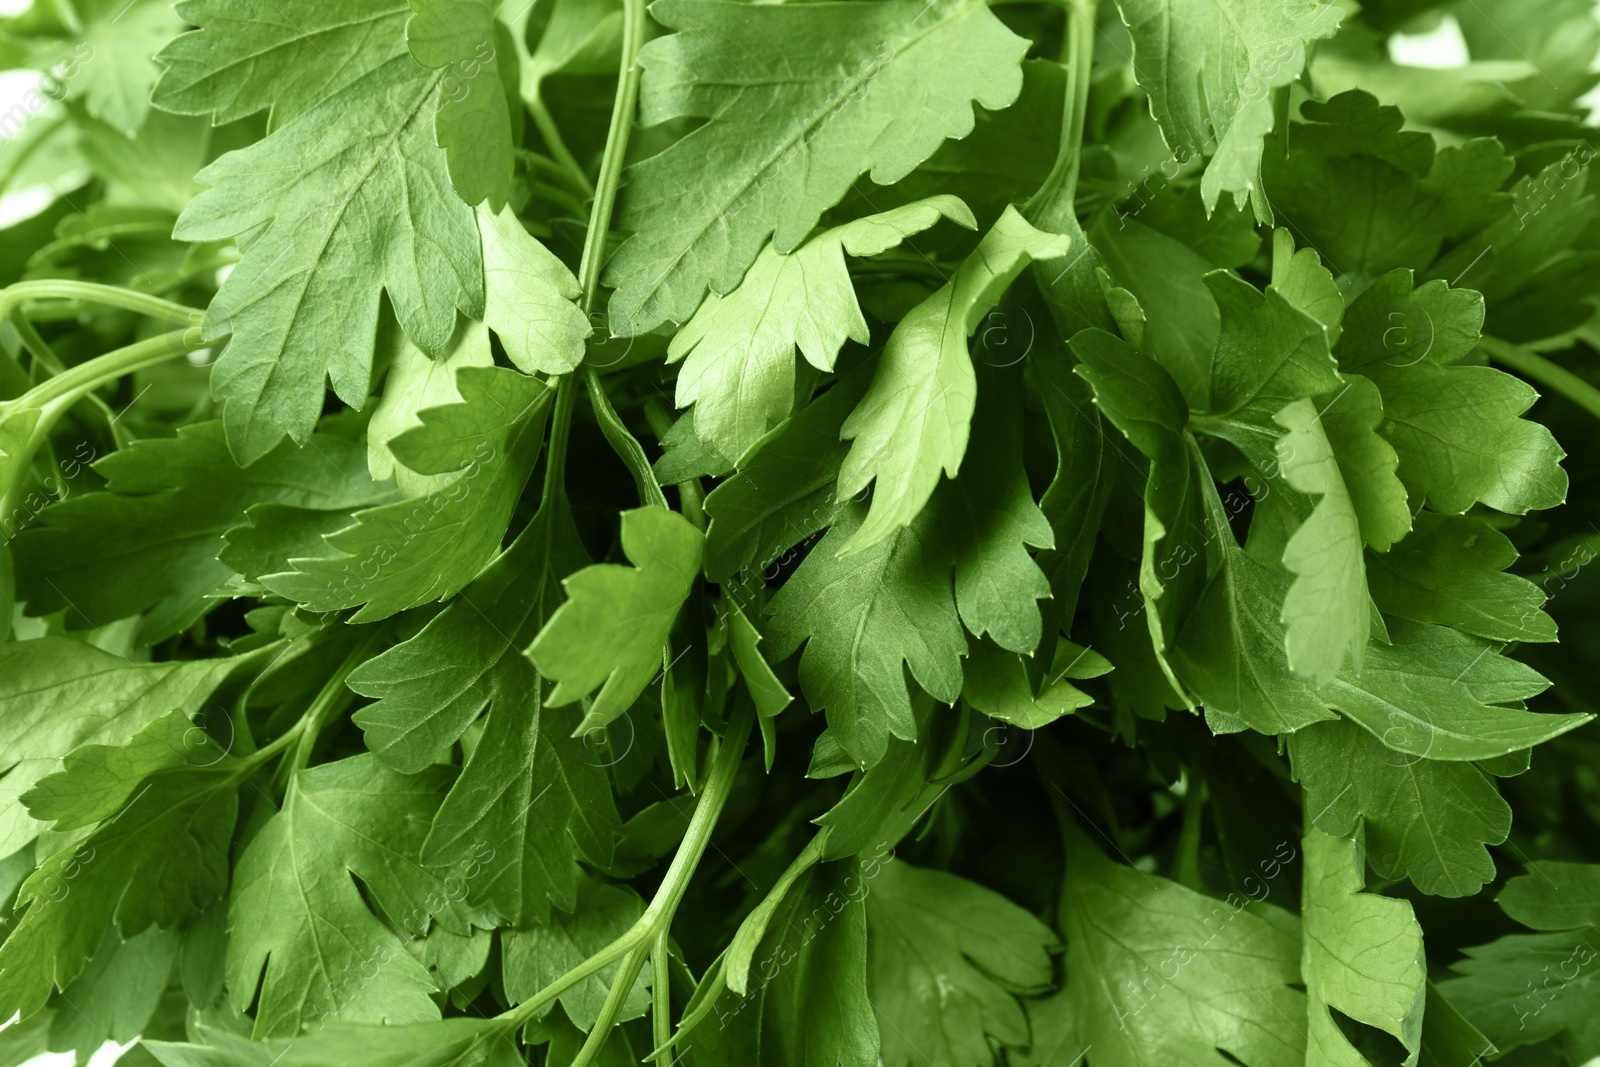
[644,397,705,529]
[531,179,588,218]
[541,370,579,509]
[504,703,754,1030]
[540,0,649,501]
[281,636,379,779]
[576,0,647,316]
[528,94,595,199]
[572,943,654,1067]
[651,930,672,1056]
[0,281,200,328]
[21,328,197,413]
[7,311,65,378]
[586,363,668,509]
[0,329,202,529]
[1480,335,1600,424]
[1024,0,1097,229]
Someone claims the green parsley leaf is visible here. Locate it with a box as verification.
[1368,511,1557,643]
[0,750,240,1019]
[14,422,386,643]
[1336,270,1567,514]
[1301,826,1425,1065]
[1113,0,1342,217]
[1439,932,1600,1059]
[1061,830,1305,1065]
[477,204,590,375]
[865,860,1055,1067]
[605,0,1029,332]
[0,638,236,857]
[173,56,484,460]
[1291,719,1510,896]
[668,196,974,464]
[837,206,1068,554]
[347,497,618,926]
[261,368,553,621]
[766,501,964,769]
[408,0,515,211]
[529,506,703,731]
[153,0,411,125]
[228,755,474,1037]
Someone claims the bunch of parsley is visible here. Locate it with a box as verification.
[2,0,1600,1064]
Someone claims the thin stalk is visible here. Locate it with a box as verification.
[22,328,197,412]
[504,702,754,1030]
[1480,335,1600,424]
[0,329,202,527]
[644,396,705,528]
[1024,0,1098,229]
[541,0,649,498]
[572,944,653,1067]
[7,311,65,377]
[528,94,595,199]
[576,0,647,314]
[531,179,588,218]
[541,371,580,508]
[282,635,380,779]
[586,362,668,509]
[0,281,200,327]
[651,931,672,1056]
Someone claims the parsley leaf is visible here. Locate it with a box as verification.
[172,55,484,460]
[865,860,1055,1067]
[605,0,1030,331]
[1113,0,1342,217]
[408,0,515,211]
[529,506,703,731]
[1301,826,1426,1065]
[837,206,1068,554]
[347,497,618,926]
[669,196,974,464]
[262,368,553,621]
[228,755,475,1037]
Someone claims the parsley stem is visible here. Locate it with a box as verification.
[542,368,579,508]
[0,281,200,328]
[645,396,706,529]
[502,701,754,1032]
[531,179,588,218]
[7,311,65,378]
[280,634,381,780]
[585,363,668,509]
[1024,0,1097,228]
[542,0,649,507]
[650,929,672,1055]
[1,329,203,529]
[576,0,647,314]
[528,96,595,199]
[20,328,199,414]
[1480,335,1600,424]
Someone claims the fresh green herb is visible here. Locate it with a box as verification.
[2,1,1600,1065]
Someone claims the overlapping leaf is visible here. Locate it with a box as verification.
[606,0,1030,331]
